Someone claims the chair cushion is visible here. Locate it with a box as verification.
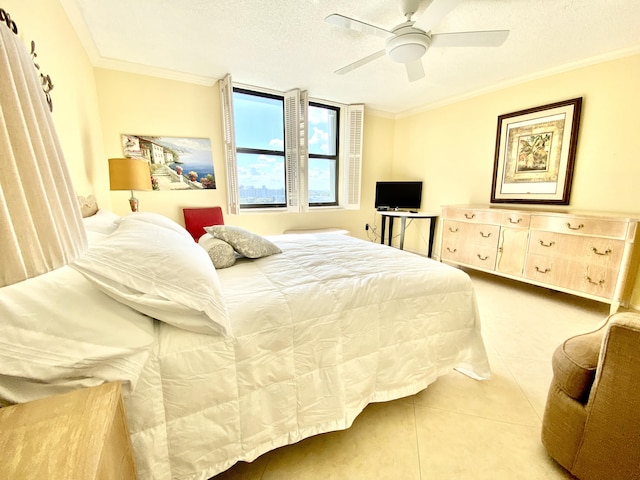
[552,327,604,403]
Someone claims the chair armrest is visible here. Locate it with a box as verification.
[551,322,606,403]
[571,312,640,479]
[588,312,640,403]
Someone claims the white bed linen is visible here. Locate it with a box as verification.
[124,233,490,480]
[0,266,155,404]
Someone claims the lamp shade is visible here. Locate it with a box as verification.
[0,16,87,288]
[108,158,153,191]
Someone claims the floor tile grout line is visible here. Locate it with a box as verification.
[416,403,542,429]
[412,399,424,480]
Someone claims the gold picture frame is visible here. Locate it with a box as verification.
[490,97,582,205]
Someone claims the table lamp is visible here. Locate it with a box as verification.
[1,13,88,288]
[108,157,153,212]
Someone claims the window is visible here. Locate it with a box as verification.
[233,89,286,207]
[308,102,339,206]
[220,75,363,214]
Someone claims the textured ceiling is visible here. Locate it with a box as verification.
[60,0,640,115]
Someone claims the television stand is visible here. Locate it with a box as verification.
[378,210,439,257]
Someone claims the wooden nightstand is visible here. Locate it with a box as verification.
[0,382,137,479]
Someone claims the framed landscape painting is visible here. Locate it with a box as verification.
[121,134,216,191]
[490,98,582,205]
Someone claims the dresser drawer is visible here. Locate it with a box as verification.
[443,220,500,246]
[530,215,630,239]
[528,231,625,267]
[524,254,617,298]
[442,243,497,270]
[501,212,531,229]
[524,254,562,287]
[442,207,502,225]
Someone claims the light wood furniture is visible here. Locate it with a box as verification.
[0,382,137,479]
[440,205,640,313]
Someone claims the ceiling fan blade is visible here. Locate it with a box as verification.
[325,13,392,38]
[405,60,425,82]
[335,49,386,75]
[416,0,466,32]
[431,30,510,47]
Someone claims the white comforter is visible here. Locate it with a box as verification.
[124,233,490,480]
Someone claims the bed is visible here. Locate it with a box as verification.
[0,210,490,480]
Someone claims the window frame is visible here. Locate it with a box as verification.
[308,101,340,207]
[233,87,287,209]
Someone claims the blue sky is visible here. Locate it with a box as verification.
[233,93,335,191]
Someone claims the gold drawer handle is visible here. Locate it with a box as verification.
[509,217,522,224]
[477,254,489,261]
[566,222,584,230]
[539,240,555,247]
[535,266,550,274]
[464,213,476,219]
[448,227,459,233]
[480,232,492,238]
[446,247,457,253]
[591,247,612,256]
[585,276,605,286]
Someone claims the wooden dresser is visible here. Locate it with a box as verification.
[0,382,137,479]
[440,205,640,312]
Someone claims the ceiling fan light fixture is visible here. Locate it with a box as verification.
[385,33,430,63]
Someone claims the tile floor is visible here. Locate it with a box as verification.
[213,268,617,480]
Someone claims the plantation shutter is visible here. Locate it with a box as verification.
[284,89,306,212]
[298,90,309,212]
[219,74,240,215]
[342,104,364,209]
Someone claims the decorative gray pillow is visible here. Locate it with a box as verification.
[204,225,281,259]
[198,234,236,269]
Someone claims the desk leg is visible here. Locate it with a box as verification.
[427,217,437,258]
[388,217,394,246]
[399,217,407,250]
[380,216,386,245]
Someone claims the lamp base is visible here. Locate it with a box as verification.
[128,190,139,212]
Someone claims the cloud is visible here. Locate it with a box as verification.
[309,127,330,154]
[269,138,284,149]
[309,106,329,125]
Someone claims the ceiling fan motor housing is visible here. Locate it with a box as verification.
[386,28,431,63]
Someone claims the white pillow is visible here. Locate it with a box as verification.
[82,209,121,235]
[116,212,193,240]
[205,225,281,258]
[0,266,155,404]
[72,219,231,336]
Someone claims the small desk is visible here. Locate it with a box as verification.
[379,210,439,257]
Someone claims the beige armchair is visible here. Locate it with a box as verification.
[541,312,640,480]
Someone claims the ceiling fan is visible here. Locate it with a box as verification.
[325,0,509,82]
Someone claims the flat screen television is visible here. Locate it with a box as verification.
[374,181,423,210]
